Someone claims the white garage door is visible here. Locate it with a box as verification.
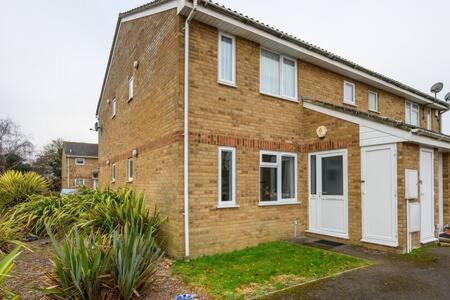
[361,144,398,247]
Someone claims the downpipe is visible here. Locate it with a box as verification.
[183,0,198,259]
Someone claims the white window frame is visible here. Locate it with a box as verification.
[259,48,298,101]
[368,90,378,112]
[405,100,419,126]
[259,150,298,206]
[343,81,356,105]
[111,98,117,118]
[128,76,134,101]
[111,163,116,183]
[127,158,133,182]
[74,178,85,187]
[217,32,236,86]
[427,108,432,130]
[218,147,237,208]
[74,158,85,165]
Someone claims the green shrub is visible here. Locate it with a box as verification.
[14,194,94,237]
[0,212,22,253]
[15,188,164,239]
[45,224,163,300]
[0,170,48,208]
[45,229,112,300]
[111,224,163,300]
[83,189,163,236]
[27,188,166,299]
[0,246,22,299]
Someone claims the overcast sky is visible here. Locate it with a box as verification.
[1,0,449,149]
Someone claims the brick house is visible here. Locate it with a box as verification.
[96,0,450,258]
[61,142,99,191]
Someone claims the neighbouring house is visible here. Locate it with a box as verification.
[61,142,99,192]
[96,0,450,258]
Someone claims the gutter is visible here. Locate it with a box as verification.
[183,0,197,259]
[410,128,450,143]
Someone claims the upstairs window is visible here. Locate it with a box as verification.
[343,81,355,105]
[127,158,133,182]
[368,91,378,112]
[75,158,85,165]
[218,32,236,85]
[427,108,432,130]
[260,49,297,100]
[218,147,236,207]
[111,98,117,118]
[128,76,134,101]
[111,163,116,182]
[405,101,419,126]
[259,151,297,204]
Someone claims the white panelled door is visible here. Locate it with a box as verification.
[420,148,436,243]
[308,150,348,239]
[361,144,398,247]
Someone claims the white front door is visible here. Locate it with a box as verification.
[361,144,398,247]
[309,149,348,239]
[420,148,435,243]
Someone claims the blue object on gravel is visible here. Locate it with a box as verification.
[175,294,195,300]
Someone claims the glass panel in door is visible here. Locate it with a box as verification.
[321,155,343,196]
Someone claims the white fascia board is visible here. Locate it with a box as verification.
[121,0,179,23]
[303,101,450,150]
[183,3,446,110]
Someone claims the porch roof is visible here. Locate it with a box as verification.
[302,97,450,150]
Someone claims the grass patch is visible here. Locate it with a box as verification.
[399,244,439,266]
[172,241,369,299]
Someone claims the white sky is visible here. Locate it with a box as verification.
[1,0,449,149]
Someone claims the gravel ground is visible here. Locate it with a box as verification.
[5,239,208,300]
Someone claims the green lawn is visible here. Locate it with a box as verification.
[172,241,369,299]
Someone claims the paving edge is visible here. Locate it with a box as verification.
[248,264,372,300]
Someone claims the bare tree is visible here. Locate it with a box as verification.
[33,138,64,191]
[0,119,34,173]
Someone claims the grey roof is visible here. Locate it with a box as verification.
[96,0,449,115]
[63,142,98,157]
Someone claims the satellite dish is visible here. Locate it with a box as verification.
[431,82,444,94]
[445,92,450,102]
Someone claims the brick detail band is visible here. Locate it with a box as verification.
[104,131,358,165]
[191,131,358,153]
[104,130,183,165]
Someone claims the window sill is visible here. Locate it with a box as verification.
[343,101,357,107]
[218,80,237,88]
[258,201,300,207]
[368,109,379,114]
[217,204,240,209]
[260,91,298,103]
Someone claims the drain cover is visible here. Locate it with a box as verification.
[314,240,343,248]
